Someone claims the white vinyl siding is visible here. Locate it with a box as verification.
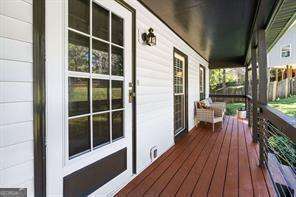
[0,0,34,196]
[125,0,209,173]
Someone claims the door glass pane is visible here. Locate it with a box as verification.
[111,46,124,76]
[92,2,109,41]
[69,0,89,33]
[112,80,123,109]
[68,31,90,72]
[174,95,185,132]
[112,111,123,140]
[69,77,90,117]
[112,13,123,46]
[93,79,109,112]
[92,39,109,74]
[69,116,90,157]
[93,113,110,147]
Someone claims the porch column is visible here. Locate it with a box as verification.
[245,65,250,125]
[258,29,268,105]
[251,46,258,142]
[257,29,268,167]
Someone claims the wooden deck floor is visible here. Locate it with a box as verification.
[117,116,276,197]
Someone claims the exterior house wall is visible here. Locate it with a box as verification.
[125,0,209,173]
[0,0,209,196]
[267,22,296,68]
[0,0,34,196]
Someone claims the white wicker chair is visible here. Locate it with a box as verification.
[194,101,224,132]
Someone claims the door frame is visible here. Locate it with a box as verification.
[114,0,137,174]
[33,0,137,196]
[199,64,206,100]
[173,47,188,140]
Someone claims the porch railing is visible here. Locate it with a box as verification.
[212,94,296,196]
[259,105,296,196]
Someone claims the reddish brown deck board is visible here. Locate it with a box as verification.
[144,128,209,196]
[117,125,201,196]
[242,120,271,197]
[207,117,233,197]
[224,116,239,197]
[128,127,206,197]
[237,119,254,196]
[117,116,273,197]
[192,117,229,196]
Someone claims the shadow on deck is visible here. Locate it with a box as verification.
[117,116,276,197]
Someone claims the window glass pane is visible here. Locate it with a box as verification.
[112,111,123,140]
[69,0,89,33]
[92,3,109,41]
[112,13,123,46]
[112,81,123,109]
[93,113,110,147]
[69,116,90,157]
[69,77,90,116]
[111,46,124,76]
[92,39,109,74]
[68,31,90,72]
[93,79,109,112]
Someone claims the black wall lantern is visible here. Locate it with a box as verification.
[142,28,156,46]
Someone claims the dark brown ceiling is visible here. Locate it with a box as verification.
[139,0,277,67]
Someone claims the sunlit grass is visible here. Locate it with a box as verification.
[226,102,245,116]
[269,95,296,118]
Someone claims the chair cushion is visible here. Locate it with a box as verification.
[200,100,210,109]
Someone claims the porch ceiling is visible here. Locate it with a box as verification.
[138,0,288,68]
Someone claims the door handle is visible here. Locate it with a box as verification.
[129,90,135,103]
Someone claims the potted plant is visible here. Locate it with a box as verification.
[237,107,246,119]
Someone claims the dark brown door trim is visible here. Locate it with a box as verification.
[200,64,206,100]
[33,0,46,196]
[115,0,137,174]
[173,48,189,140]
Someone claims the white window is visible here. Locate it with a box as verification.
[281,45,291,58]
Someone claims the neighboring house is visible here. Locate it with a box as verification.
[0,0,208,196]
[267,21,296,80]
[268,21,296,69]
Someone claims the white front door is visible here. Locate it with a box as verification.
[46,0,133,195]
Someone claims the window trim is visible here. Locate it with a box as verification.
[281,44,291,58]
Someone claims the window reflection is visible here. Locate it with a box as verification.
[69,116,90,157]
[112,81,123,109]
[112,46,124,76]
[112,111,124,140]
[68,31,90,72]
[93,79,109,112]
[68,77,90,116]
[112,13,123,46]
[92,39,109,75]
[93,2,109,41]
[93,113,110,147]
[69,0,89,34]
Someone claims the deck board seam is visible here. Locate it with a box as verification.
[241,119,256,196]
[207,115,232,195]
[175,123,222,196]
[125,127,203,195]
[143,129,209,195]
[160,125,217,196]
[190,116,229,195]
[158,130,213,196]
[222,117,234,196]
[130,128,206,195]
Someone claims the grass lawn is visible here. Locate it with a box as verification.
[226,102,245,116]
[269,95,296,118]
